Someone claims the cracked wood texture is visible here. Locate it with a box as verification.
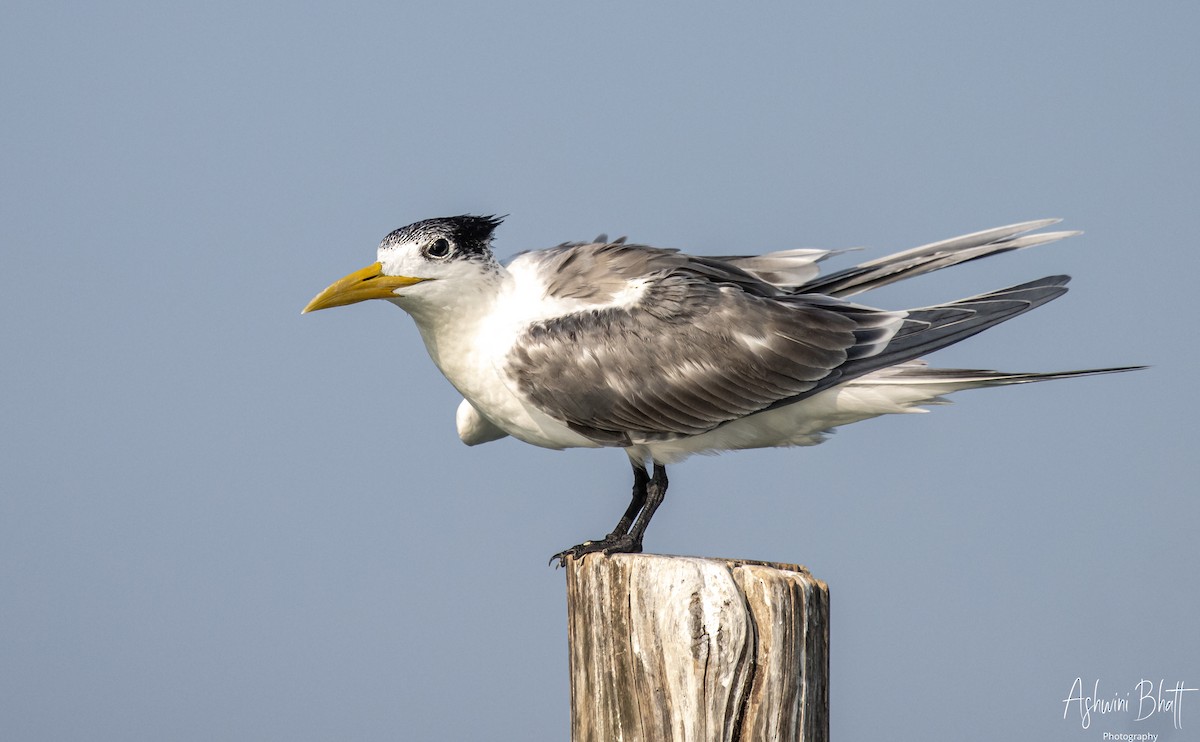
[565,553,829,742]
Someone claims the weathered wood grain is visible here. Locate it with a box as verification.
[566,553,829,742]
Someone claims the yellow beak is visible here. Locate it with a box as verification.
[302,262,431,314]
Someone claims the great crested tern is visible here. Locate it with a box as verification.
[303,216,1140,564]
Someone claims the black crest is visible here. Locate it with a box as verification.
[380,214,505,257]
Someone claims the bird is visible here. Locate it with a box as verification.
[302,215,1141,565]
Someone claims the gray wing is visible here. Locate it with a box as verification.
[507,237,1070,447]
[507,270,904,445]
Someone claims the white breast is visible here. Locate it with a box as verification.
[411,263,601,451]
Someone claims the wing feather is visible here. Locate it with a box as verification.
[506,251,1072,445]
[506,266,904,445]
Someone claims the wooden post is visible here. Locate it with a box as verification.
[565,553,829,742]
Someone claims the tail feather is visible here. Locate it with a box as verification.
[857,361,1148,388]
[833,275,1072,386]
[799,219,1078,297]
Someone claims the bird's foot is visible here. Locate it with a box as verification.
[550,534,642,568]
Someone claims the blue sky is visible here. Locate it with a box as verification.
[2,3,1196,740]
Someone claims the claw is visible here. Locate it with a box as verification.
[550,534,642,568]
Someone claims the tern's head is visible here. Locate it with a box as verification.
[302,215,504,315]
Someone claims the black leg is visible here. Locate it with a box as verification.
[626,463,667,548]
[605,462,649,540]
[551,461,666,567]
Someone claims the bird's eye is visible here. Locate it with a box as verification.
[425,238,452,259]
